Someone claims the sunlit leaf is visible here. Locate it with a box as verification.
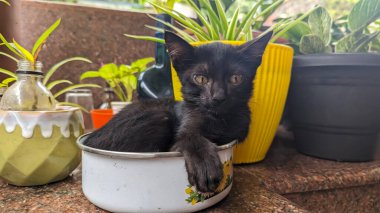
[0,0,10,6]
[13,39,34,64]
[53,84,100,98]
[99,63,119,80]
[47,79,73,90]
[32,19,61,58]
[0,34,24,59]
[57,102,89,113]
[0,68,17,78]
[43,57,91,85]
[130,57,154,73]
[80,71,100,80]
[0,51,18,62]
[2,77,16,86]
[124,34,165,44]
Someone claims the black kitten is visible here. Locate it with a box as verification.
[84,31,272,192]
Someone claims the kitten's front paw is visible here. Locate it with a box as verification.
[183,142,223,193]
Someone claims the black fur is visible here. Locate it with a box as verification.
[84,31,272,192]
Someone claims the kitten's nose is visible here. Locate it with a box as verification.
[211,91,226,105]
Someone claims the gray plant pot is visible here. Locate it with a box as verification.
[289,53,380,162]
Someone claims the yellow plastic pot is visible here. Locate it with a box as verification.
[171,41,293,164]
[0,107,84,186]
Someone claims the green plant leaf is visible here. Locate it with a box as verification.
[215,0,228,35]
[124,34,165,44]
[271,6,319,42]
[0,0,10,6]
[99,63,119,79]
[235,0,265,40]
[0,68,17,78]
[150,2,210,40]
[348,0,380,32]
[130,57,154,73]
[225,8,239,40]
[308,7,332,46]
[57,102,89,113]
[279,21,311,44]
[119,64,132,75]
[300,34,328,54]
[12,39,35,64]
[43,57,92,85]
[199,0,223,34]
[32,19,61,58]
[47,79,73,90]
[185,0,219,39]
[80,71,101,80]
[354,31,380,52]
[144,25,165,33]
[2,77,16,86]
[336,30,380,52]
[0,34,24,59]
[53,84,100,98]
[0,51,18,62]
[256,0,284,29]
[146,14,197,42]
[335,29,363,52]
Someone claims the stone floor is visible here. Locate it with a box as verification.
[1,138,379,212]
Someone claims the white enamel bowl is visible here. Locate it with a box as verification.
[77,134,235,213]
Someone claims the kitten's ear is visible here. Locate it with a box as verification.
[238,31,273,59]
[165,31,194,72]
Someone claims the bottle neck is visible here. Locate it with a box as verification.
[154,14,172,66]
[16,73,43,81]
[16,59,44,78]
[155,38,169,65]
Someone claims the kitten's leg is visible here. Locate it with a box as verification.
[171,107,223,193]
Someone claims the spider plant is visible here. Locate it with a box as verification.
[0,19,61,67]
[125,0,318,43]
[0,18,100,111]
[0,57,100,111]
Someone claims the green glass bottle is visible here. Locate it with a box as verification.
[138,14,173,99]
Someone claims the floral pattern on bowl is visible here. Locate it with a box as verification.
[185,157,233,205]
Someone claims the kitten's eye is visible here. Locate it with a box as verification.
[230,75,243,85]
[193,74,209,85]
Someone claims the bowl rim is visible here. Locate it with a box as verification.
[77,133,237,159]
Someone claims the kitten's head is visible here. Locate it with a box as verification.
[165,31,272,113]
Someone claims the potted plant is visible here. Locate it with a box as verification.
[125,0,317,164]
[0,18,99,186]
[284,0,380,161]
[80,58,154,128]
